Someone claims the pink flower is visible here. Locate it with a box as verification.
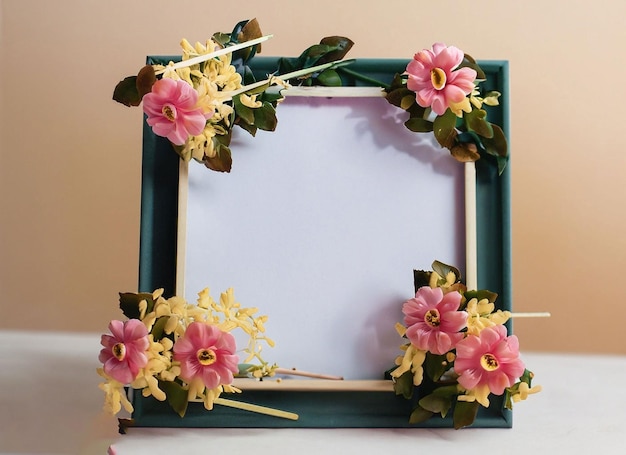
[406,43,477,116]
[142,78,209,145]
[173,322,239,389]
[454,325,525,395]
[99,319,149,384]
[403,286,467,355]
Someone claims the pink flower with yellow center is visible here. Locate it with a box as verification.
[406,43,477,116]
[402,286,467,355]
[173,322,239,390]
[99,319,149,384]
[142,78,210,145]
[454,325,525,395]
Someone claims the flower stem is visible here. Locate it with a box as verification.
[336,67,390,89]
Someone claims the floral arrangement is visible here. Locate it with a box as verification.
[106,19,535,429]
[97,287,276,417]
[385,43,508,174]
[389,261,540,429]
[113,18,507,174]
[113,18,354,173]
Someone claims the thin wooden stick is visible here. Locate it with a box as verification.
[154,35,273,75]
[175,159,189,297]
[465,161,478,290]
[510,312,551,318]
[282,86,385,98]
[213,397,299,421]
[232,379,393,392]
[226,60,343,98]
[275,367,344,380]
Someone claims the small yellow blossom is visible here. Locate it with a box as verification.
[239,93,263,109]
[429,270,457,290]
[511,381,542,403]
[469,87,501,109]
[449,97,472,117]
[391,343,427,386]
[457,384,491,407]
[466,298,511,335]
[97,368,134,414]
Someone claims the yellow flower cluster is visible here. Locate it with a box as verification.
[449,86,501,117]
[98,287,276,414]
[195,286,277,378]
[390,323,426,386]
[156,39,266,162]
[465,298,511,336]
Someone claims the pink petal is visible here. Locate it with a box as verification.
[487,371,513,395]
[433,46,464,71]
[441,84,469,104]
[447,67,477,92]
[438,291,462,313]
[201,369,220,390]
[123,319,148,342]
[457,367,482,390]
[108,320,125,340]
[430,97,448,116]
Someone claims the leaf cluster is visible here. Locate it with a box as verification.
[276,36,355,87]
[384,55,508,174]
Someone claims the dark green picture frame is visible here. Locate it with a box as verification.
[132,57,512,429]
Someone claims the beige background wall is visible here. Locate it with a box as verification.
[1,0,624,353]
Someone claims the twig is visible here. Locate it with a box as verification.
[275,367,344,380]
[214,397,298,420]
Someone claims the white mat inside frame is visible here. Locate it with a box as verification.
[178,92,467,380]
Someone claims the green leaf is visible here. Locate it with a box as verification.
[465,108,494,138]
[204,139,232,173]
[112,76,141,107]
[413,269,432,292]
[405,117,433,133]
[496,156,508,176]
[424,352,449,382]
[237,18,263,45]
[432,385,461,399]
[400,95,415,110]
[112,65,156,107]
[317,69,342,87]
[233,95,255,125]
[118,292,154,319]
[419,393,452,417]
[150,316,169,340]
[234,18,264,62]
[453,400,479,429]
[237,363,254,377]
[450,143,480,162]
[253,102,278,131]
[409,405,434,424]
[384,76,411,108]
[482,123,508,158]
[317,36,354,64]
[136,65,156,98]
[433,109,458,149]
[432,260,461,283]
[393,370,414,399]
[459,53,486,80]
[236,119,258,136]
[211,32,230,46]
[158,380,189,417]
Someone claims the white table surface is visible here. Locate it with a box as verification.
[1,330,624,455]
